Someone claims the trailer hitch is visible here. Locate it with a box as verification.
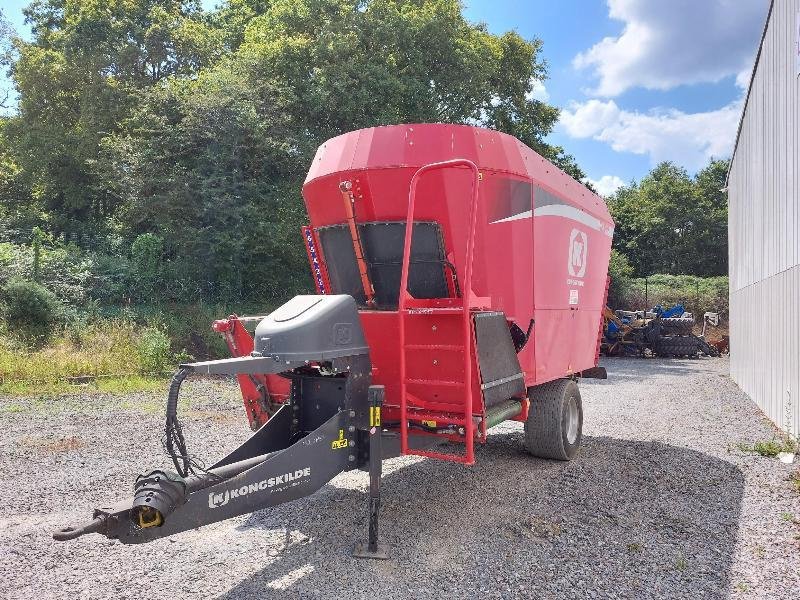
[51,295,399,556]
[53,517,106,541]
[52,404,354,543]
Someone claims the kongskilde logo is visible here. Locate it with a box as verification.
[208,467,311,509]
[567,228,588,279]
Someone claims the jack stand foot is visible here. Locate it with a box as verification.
[352,540,390,560]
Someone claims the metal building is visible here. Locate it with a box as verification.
[728,0,800,436]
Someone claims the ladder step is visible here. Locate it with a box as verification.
[405,409,466,426]
[404,378,465,387]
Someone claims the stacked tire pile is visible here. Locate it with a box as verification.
[653,317,719,358]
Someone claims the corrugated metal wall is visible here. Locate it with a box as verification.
[729,0,800,436]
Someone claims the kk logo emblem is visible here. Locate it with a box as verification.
[567,229,588,278]
[333,323,352,345]
[208,489,230,509]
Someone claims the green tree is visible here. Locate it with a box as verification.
[607,249,633,308]
[608,158,729,277]
[692,158,729,275]
[6,0,222,239]
[95,0,588,303]
[0,118,41,242]
[4,0,592,306]
[98,62,306,301]
[236,0,583,177]
[0,8,16,109]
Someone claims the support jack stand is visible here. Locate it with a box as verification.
[353,386,390,560]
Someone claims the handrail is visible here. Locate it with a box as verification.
[398,159,480,464]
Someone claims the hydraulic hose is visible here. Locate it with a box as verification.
[165,367,192,477]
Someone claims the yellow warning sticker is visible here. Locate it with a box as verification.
[369,406,381,427]
[421,420,437,428]
[331,429,348,450]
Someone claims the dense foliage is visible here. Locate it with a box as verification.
[0,277,62,343]
[620,274,729,319]
[608,159,729,277]
[0,0,587,307]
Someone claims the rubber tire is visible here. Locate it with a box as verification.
[524,379,582,461]
[693,335,720,357]
[655,336,699,357]
[660,317,694,335]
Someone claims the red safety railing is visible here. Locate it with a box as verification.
[397,159,480,465]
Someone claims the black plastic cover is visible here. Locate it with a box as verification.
[254,295,368,361]
[317,221,448,308]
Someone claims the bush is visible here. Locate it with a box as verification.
[135,326,174,374]
[607,249,633,308]
[0,278,62,344]
[0,240,94,305]
[91,253,132,304]
[625,275,729,318]
[610,274,729,318]
[131,234,164,302]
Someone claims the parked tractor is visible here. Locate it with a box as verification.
[53,124,614,558]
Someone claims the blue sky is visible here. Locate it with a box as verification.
[0,0,770,194]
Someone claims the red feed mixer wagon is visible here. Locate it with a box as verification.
[54,124,613,558]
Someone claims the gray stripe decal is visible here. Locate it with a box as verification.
[534,204,602,231]
[490,205,614,237]
[489,184,614,237]
[491,209,532,224]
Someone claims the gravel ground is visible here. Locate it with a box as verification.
[1,357,799,599]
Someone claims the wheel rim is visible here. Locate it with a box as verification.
[566,396,579,445]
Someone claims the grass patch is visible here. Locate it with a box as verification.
[620,274,729,318]
[737,438,797,457]
[0,303,254,397]
[0,319,180,396]
[0,375,167,397]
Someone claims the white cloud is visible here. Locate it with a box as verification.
[585,175,626,197]
[526,78,549,102]
[574,0,767,96]
[558,99,621,137]
[560,99,741,170]
[735,68,752,90]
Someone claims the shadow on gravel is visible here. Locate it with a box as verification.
[220,432,744,599]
